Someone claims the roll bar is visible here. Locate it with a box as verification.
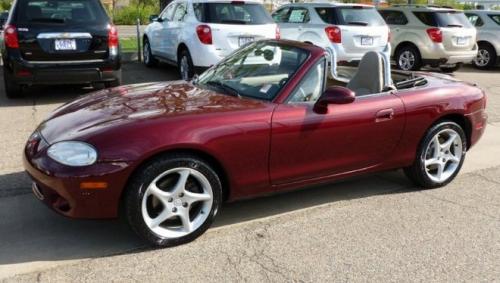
[325,43,394,90]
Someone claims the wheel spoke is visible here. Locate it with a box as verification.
[184,190,211,204]
[448,154,460,163]
[425,158,439,167]
[148,183,171,200]
[435,162,444,180]
[178,209,192,232]
[173,169,190,195]
[440,133,457,150]
[149,209,173,228]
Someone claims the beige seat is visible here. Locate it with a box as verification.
[346,51,384,96]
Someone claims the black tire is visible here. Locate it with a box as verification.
[395,45,422,71]
[177,48,195,81]
[143,38,158,67]
[404,121,467,189]
[104,69,122,88]
[124,153,223,247]
[440,63,462,73]
[3,69,23,99]
[473,42,497,70]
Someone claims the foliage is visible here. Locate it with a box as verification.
[0,0,12,11]
[112,0,159,25]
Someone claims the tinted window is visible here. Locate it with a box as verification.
[272,6,309,23]
[489,14,500,25]
[335,6,386,26]
[414,11,472,27]
[160,3,176,21]
[315,7,338,24]
[172,2,187,21]
[193,3,273,25]
[197,41,309,101]
[16,0,108,25]
[466,13,484,26]
[378,10,408,25]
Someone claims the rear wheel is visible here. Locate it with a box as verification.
[473,43,496,69]
[178,49,195,81]
[3,69,23,99]
[404,121,466,189]
[124,153,222,247]
[104,69,122,88]
[440,63,462,73]
[395,45,422,71]
[143,38,158,67]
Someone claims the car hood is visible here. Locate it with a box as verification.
[39,81,268,144]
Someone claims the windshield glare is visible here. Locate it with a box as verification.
[197,42,310,101]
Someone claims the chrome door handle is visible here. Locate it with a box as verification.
[375,108,394,122]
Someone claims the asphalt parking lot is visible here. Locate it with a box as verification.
[0,63,499,282]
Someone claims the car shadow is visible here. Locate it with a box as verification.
[0,62,179,108]
[0,169,416,269]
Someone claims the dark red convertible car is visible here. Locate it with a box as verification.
[24,40,487,247]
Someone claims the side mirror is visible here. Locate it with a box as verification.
[313,86,355,114]
[149,15,160,22]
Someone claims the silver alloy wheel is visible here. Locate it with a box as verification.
[143,42,150,64]
[424,129,463,183]
[180,55,190,81]
[474,49,490,67]
[399,51,415,71]
[141,167,213,239]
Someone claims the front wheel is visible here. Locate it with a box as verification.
[143,38,158,67]
[404,121,466,189]
[124,153,222,247]
[395,46,422,71]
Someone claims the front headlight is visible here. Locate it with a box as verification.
[47,141,97,166]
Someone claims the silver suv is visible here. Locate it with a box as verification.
[378,5,477,72]
[466,10,500,69]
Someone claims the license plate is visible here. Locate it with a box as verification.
[54,39,76,50]
[361,36,373,46]
[456,37,467,46]
[238,37,254,47]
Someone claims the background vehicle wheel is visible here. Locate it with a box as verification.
[440,63,462,73]
[124,153,222,247]
[178,49,195,81]
[473,43,496,69]
[104,69,122,88]
[404,121,466,189]
[395,45,422,71]
[3,69,23,99]
[143,38,158,67]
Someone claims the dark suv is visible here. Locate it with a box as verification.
[2,0,121,98]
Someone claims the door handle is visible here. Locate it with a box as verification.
[375,108,394,122]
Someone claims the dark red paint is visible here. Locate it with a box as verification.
[23,41,487,219]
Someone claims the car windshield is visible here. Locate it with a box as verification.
[16,0,109,25]
[196,41,310,101]
[316,6,385,26]
[193,2,273,25]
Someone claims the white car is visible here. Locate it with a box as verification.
[465,10,500,69]
[378,5,477,72]
[271,3,390,63]
[143,0,279,80]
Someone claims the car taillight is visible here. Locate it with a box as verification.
[426,28,442,43]
[4,25,19,49]
[275,26,280,40]
[325,26,341,43]
[108,24,119,55]
[196,25,212,45]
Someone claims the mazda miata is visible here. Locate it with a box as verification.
[24,40,487,247]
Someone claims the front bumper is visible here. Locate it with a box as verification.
[23,143,134,219]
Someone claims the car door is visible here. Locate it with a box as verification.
[165,2,187,60]
[272,6,310,41]
[154,3,176,58]
[270,58,405,186]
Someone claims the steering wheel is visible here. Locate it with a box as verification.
[296,87,308,102]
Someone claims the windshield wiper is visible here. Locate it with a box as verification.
[30,18,66,23]
[347,21,368,26]
[205,81,242,98]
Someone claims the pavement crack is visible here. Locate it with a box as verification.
[31,97,38,125]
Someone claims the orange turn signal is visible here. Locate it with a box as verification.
[80,182,108,190]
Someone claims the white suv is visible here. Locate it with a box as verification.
[143,0,278,80]
[465,10,500,69]
[378,5,477,72]
[272,3,390,63]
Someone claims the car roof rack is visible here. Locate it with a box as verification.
[391,4,455,9]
